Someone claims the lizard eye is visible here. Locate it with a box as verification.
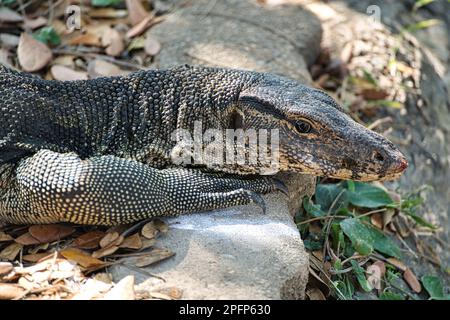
[294,120,312,134]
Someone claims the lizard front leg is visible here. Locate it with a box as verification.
[0,150,285,226]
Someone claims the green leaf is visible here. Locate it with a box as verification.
[362,69,378,87]
[405,19,441,32]
[354,238,373,256]
[413,0,436,11]
[376,100,403,109]
[315,183,348,213]
[1,0,15,6]
[302,197,326,217]
[406,212,437,229]
[379,291,405,300]
[303,239,323,251]
[34,26,61,46]
[350,260,372,292]
[340,218,401,258]
[91,0,122,7]
[421,275,448,300]
[347,182,393,208]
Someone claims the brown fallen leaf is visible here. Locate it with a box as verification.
[125,0,150,25]
[22,252,55,263]
[23,16,48,30]
[361,88,389,100]
[51,65,88,81]
[153,219,168,234]
[126,14,154,38]
[157,287,183,300]
[371,213,383,229]
[366,261,386,290]
[0,283,25,300]
[0,243,23,261]
[29,224,75,243]
[144,34,161,56]
[17,32,52,72]
[0,33,20,48]
[0,7,23,23]
[101,28,125,57]
[404,268,421,293]
[92,245,120,259]
[73,230,105,249]
[0,231,13,242]
[87,59,126,78]
[133,248,174,268]
[0,262,13,276]
[386,258,407,272]
[141,238,156,250]
[51,55,75,67]
[99,231,123,248]
[67,33,101,46]
[60,248,105,269]
[141,221,159,239]
[306,287,326,300]
[120,233,143,250]
[15,232,41,246]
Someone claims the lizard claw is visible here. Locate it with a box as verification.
[272,178,289,197]
[247,191,267,214]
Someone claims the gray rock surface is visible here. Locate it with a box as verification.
[110,0,322,299]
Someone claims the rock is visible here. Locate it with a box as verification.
[111,0,322,299]
[111,187,313,300]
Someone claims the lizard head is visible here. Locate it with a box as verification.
[228,73,408,181]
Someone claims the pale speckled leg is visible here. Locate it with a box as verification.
[0,150,283,226]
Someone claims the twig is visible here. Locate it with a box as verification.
[322,190,346,260]
[118,262,166,282]
[367,117,393,130]
[296,215,349,226]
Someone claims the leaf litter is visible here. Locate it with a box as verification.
[0,219,177,300]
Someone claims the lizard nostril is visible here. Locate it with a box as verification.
[373,151,384,162]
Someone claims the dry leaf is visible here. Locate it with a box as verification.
[17,33,52,72]
[92,245,119,259]
[73,230,105,249]
[125,0,149,25]
[101,28,124,57]
[306,287,326,300]
[141,221,159,239]
[371,213,383,229]
[126,15,153,38]
[23,16,48,30]
[87,59,126,78]
[154,219,168,233]
[134,248,174,267]
[0,262,13,276]
[144,34,161,56]
[99,232,121,248]
[0,243,23,261]
[140,238,156,250]
[29,224,75,243]
[0,34,20,48]
[120,233,143,250]
[60,248,105,269]
[0,283,25,300]
[22,252,54,263]
[403,268,421,293]
[383,208,397,229]
[52,55,75,67]
[156,287,183,300]
[361,88,388,100]
[0,231,13,242]
[51,65,88,81]
[102,275,135,300]
[67,33,101,46]
[0,7,23,23]
[15,232,41,245]
[366,261,386,290]
[89,9,128,19]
